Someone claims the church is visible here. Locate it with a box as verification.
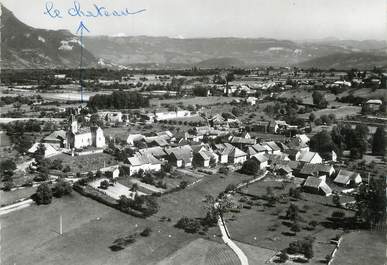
[66,115,106,149]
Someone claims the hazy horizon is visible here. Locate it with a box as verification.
[2,0,386,41]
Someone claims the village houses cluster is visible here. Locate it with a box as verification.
[28,109,364,198]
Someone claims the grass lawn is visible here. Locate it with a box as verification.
[156,238,240,265]
[48,153,118,173]
[0,186,36,206]
[331,230,386,265]
[1,192,199,265]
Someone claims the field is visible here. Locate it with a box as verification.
[149,171,255,224]
[1,192,200,265]
[331,230,386,265]
[47,153,119,173]
[300,105,361,120]
[235,241,276,265]
[156,238,240,265]
[150,96,239,107]
[224,179,356,264]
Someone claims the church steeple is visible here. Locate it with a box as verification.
[69,115,78,134]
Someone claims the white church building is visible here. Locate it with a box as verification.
[66,115,106,149]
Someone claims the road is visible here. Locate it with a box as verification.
[0,199,33,216]
[218,216,249,265]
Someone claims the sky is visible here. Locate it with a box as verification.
[2,0,386,40]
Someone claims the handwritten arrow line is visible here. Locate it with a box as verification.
[76,21,90,103]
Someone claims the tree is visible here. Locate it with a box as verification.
[312,91,328,109]
[308,113,316,122]
[332,193,341,207]
[231,107,243,117]
[0,159,17,181]
[309,130,339,160]
[34,183,53,205]
[192,86,208,97]
[241,159,259,175]
[53,180,72,197]
[355,177,385,227]
[286,203,300,221]
[33,143,46,162]
[372,127,386,156]
[130,183,139,192]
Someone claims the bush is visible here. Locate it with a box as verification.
[3,181,14,191]
[179,181,188,189]
[287,237,314,259]
[34,183,53,205]
[241,159,259,175]
[99,180,110,190]
[140,227,152,237]
[53,180,72,198]
[331,211,345,219]
[175,217,201,233]
[291,222,301,232]
[225,184,236,193]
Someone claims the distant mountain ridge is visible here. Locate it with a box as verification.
[1,5,386,69]
[0,5,97,69]
[84,35,387,69]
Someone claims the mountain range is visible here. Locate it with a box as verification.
[1,5,386,70]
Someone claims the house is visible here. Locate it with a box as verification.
[144,136,169,147]
[268,120,288,133]
[246,146,258,158]
[295,134,310,145]
[246,96,258,105]
[228,147,247,165]
[285,149,302,161]
[166,145,193,168]
[266,153,290,164]
[262,141,282,154]
[214,143,234,164]
[251,143,269,154]
[334,169,362,186]
[298,151,322,164]
[127,154,162,176]
[287,137,309,152]
[98,111,123,123]
[153,110,191,121]
[42,130,66,148]
[276,142,289,152]
[127,134,145,146]
[240,132,251,139]
[271,164,293,177]
[230,136,256,148]
[326,150,338,162]
[28,143,60,158]
[66,115,105,149]
[100,165,120,179]
[209,114,226,127]
[137,146,167,161]
[251,153,269,169]
[303,176,332,196]
[299,163,335,178]
[192,145,218,168]
[365,99,383,111]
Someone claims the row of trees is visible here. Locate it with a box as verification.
[310,124,385,159]
[88,91,150,110]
